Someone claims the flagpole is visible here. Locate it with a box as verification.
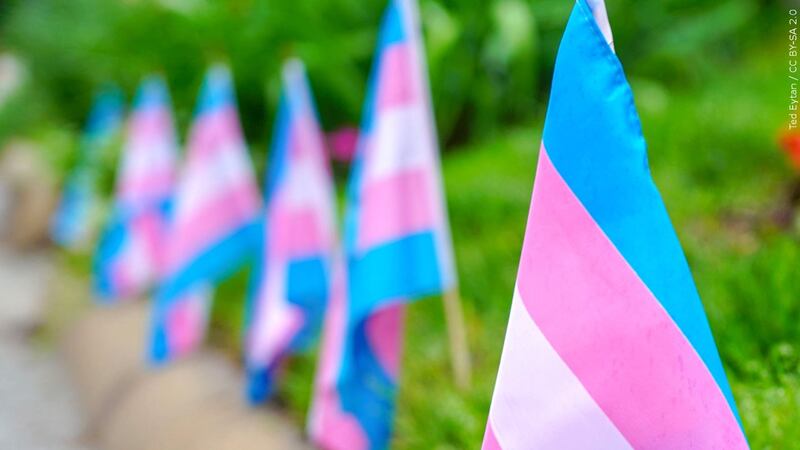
[398,0,472,390]
[443,288,471,389]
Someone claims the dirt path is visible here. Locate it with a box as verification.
[0,245,92,450]
[0,243,312,450]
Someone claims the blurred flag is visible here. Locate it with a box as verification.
[92,76,178,303]
[482,1,748,449]
[244,60,338,403]
[308,0,456,448]
[51,86,124,248]
[149,64,261,364]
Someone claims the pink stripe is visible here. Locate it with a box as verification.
[166,291,208,358]
[357,169,436,250]
[311,392,369,450]
[188,107,244,159]
[516,148,746,448]
[118,171,175,203]
[117,105,176,207]
[129,109,173,142]
[269,205,326,257]
[133,211,166,275]
[364,302,405,380]
[289,115,325,159]
[377,44,419,112]
[482,422,502,450]
[111,262,135,299]
[167,183,259,274]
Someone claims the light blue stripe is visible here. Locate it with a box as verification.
[348,231,442,323]
[134,75,170,112]
[245,365,279,405]
[379,0,406,48]
[194,65,236,117]
[92,216,128,302]
[53,86,124,247]
[542,0,741,425]
[338,316,397,450]
[84,86,124,141]
[286,255,328,351]
[265,94,292,198]
[154,221,260,308]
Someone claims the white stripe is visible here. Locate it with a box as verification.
[174,141,253,220]
[584,0,615,50]
[364,104,435,182]
[122,140,176,180]
[488,288,632,450]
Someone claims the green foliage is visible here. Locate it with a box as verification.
[0,83,48,144]
[0,0,777,146]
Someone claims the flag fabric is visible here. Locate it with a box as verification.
[482,1,748,449]
[308,0,456,448]
[51,86,124,248]
[93,75,178,303]
[148,64,262,364]
[244,60,338,403]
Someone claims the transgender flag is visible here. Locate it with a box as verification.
[483,1,748,449]
[149,64,262,364]
[308,0,456,448]
[51,87,124,248]
[244,60,338,403]
[93,76,178,303]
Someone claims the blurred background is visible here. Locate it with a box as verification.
[0,0,798,448]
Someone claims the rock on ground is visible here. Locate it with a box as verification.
[0,245,92,450]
